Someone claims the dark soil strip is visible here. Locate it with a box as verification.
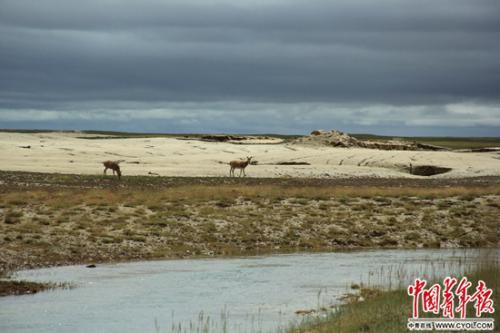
[1,171,499,192]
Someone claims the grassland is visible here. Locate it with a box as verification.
[1,172,499,276]
[351,134,500,150]
[288,256,499,333]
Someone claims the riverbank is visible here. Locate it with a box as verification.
[288,257,499,333]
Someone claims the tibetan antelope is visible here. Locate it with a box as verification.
[229,156,253,177]
[103,160,122,179]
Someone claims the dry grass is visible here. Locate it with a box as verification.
[2,185,500,206]
[1,185,499,272]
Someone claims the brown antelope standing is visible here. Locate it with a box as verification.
[229,156,253,177]
[103,160,122,179]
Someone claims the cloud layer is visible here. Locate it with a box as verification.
[1,0,499,134]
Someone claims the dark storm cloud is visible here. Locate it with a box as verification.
[0,0,499,134]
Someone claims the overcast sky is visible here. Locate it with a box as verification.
[1,0,499,135]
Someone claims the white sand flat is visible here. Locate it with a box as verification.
[0,132,499,178]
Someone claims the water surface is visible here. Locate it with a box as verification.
[1,248,495,333]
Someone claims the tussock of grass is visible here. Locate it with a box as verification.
[0,267,71,297]
[0,280,70,297]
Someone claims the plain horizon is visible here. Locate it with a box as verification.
[1,127,499,139]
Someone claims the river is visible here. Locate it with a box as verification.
[1,248,496,333]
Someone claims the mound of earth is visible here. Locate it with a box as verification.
[293,130,446,151]
[297,130,361,147]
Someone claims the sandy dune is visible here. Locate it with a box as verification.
[0,132,499,178]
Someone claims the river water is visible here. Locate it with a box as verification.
[1,248,496,333]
